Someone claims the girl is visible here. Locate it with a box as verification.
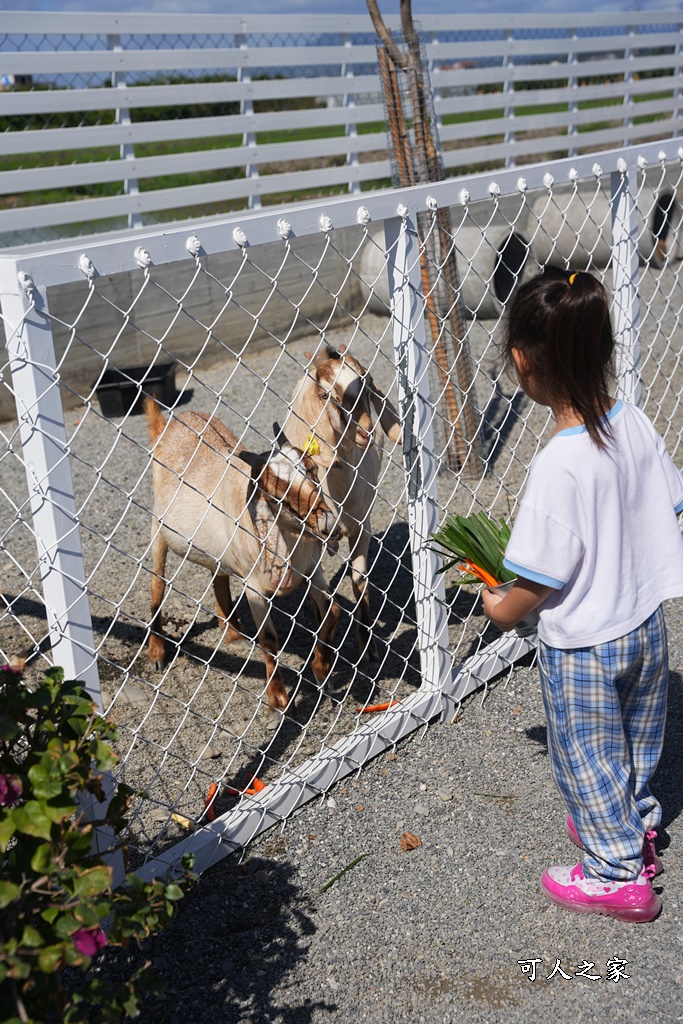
[482,269,683,923]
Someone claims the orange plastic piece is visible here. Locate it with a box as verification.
[205,782,218,822]
[357,699,401,714]
[224,775,267,797]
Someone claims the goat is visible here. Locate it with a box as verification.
[283,345,402,662]
[144,398,342,711]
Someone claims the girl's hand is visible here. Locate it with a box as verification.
[481,578,555,630]
[481,588,505,622]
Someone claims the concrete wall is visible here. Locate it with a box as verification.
[0,225,366,422]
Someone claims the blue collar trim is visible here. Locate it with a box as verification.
[555,399,623,437]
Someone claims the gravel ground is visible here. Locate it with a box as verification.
[0,304,538,862]
[2,249,683,1020]
[127,605,683,1024]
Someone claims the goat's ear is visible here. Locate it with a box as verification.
[272,421,289,450]
[272,421,303,459]
[274,419,296,452]
[306,345,339,369]
[237,450,264,473]
[370,384,402,444]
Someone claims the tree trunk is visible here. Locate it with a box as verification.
[369,1,482,474]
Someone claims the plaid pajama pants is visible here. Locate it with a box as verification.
[538,604,669,882]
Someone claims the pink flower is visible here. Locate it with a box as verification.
[0,774,22,807]
[73,928,107,957]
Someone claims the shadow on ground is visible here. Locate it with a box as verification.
[117,853,333,1024]
[653,668,683,852]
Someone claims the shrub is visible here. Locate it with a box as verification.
[0,663,194,1024]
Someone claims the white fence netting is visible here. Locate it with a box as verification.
[0,141,682,877]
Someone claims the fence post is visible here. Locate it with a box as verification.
[236,33,261,211]
[502,25,516,169]
[108,34,141,231]
[567,25,579,158]
[384,211,453,696]
[341,33,361,196]
[610,159,642,407]
[0,263,125,882]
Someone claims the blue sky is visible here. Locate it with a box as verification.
[2,0,680,12]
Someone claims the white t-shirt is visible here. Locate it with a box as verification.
[503,400,683,649]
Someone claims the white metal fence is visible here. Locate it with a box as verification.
[2,11,683,244]
[0,138,682,879]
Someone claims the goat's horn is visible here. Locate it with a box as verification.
[273,421,296,451]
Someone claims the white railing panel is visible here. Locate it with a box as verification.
[3,12,682,243]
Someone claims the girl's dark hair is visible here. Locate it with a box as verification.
[503,268,616,448]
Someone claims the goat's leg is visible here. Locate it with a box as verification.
[148,528,169,670]
[213,574,242,643]
[348,522,378,662]
[308,568,341,687]
[247,591,289,711]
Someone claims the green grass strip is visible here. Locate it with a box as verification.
[319,853,371,893]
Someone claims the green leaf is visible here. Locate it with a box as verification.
[72,903,103,929]
[431,510,517,586]
[163,884,184,902]
[28,762,64,800]
[38,944,64,973]
[43,793,78,824]
[54,913,79,940]
[0,714,19,739]
[70,865,112,898]
[93,738,118,772]
[20,924,44,948]
[0,814,16,852]
[0,880,21,908]
[63,828,93,858]
[31,841,56,875]
[123,990,142,1017]
[41,905,60,924]
[0,876,20,909]
[12,801,54,841]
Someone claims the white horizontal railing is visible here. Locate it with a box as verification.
[1,11,682,244]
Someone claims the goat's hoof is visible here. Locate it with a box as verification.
[148,650,166,671]
[267,690,289,712]
[360,645,380,666]
[218,618,243,643]
[224,626,245,645]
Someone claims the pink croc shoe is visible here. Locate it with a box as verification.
[565,815,663,876]
[541,862,661,922]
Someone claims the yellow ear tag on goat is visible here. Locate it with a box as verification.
[304,432,320,456]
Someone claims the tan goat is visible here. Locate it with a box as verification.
[144,399,342,710]
[283,345,402,662]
